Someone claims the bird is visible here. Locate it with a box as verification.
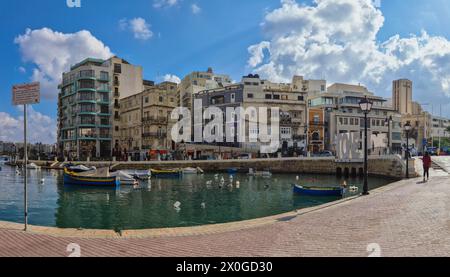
[201,202,206,209]
[39,178,45,184]
[174,201,181,209]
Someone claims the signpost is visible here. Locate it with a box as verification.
[12,82,40,231]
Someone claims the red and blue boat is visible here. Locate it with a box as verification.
[293,184,344,197]
[64,168,120,187]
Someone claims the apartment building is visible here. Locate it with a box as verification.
[178,67,232,109]
[309,83,403,155]
[307,108,326,153]
[119,81,178,160]
[57,56,143,160]
[432,116,450,139]
[193,74,309,156]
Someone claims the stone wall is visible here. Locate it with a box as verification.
[23,155,415,179]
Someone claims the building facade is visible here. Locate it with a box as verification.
[119,81,178,160]
[307,108,326,153]
[178,68,232,110]
[309,83,403,156]
[192,74,309,157]
[57,57,143,160]
[393,79,413,115]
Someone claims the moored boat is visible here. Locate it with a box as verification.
[64,168,120,187]
[110,171,139,185]
[227,168,238,174]
[26,163,41,170]
[66,164,96,173]
[121,169,151,180]
[150,169,182,178]
[182,167,199,174]
[248,168,272,177]
[293,184,344,197]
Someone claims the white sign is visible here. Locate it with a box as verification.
[12,82,40,106]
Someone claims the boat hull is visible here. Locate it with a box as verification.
[151,169,182,178]
[293,185,343,197]
[64,170,120,187]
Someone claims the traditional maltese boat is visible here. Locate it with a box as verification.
[150,169,182,178]
[64,168,120,187]
[293,185,344,197]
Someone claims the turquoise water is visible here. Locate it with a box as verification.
[0,165,394,230]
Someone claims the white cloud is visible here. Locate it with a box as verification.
[0,107,56,144]
[18,66,26,74]
[191,4,201,14]
[120,18,153,41]
[153,0,179,9]
[163,74,181,84]
[247,0,450,113]
[14,28,113,100]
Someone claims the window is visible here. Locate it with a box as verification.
[273,95,280,100]
[247,93,254,98]
[298,96,304,101]
[281,95,288,100]
[159,96,163,102]
[231,93,235,103]
[145,97,149,103]
[114,63,122,74]
[344,118,348,125]
[350,118,354,125]
[100,71,109,80]
[265,94,272,100]
[321,85,326,91]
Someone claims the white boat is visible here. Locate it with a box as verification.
[182,167,199,174]
[248,168,272,177]
[121,170,152,180]
[110,171,139,185]
[67,165,96,173]
[26,163,41,170]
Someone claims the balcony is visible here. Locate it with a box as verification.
[143,132,167,138]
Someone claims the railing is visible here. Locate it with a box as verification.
[143,132,167,138]
[142,116,168,124]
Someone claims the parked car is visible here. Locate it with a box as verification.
[312,151,334,157]
[238,153,252,160]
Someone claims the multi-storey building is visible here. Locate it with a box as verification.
[393,79,413,115]
[309,83,403,155]
[307,108,326,153]
[57,56,143,160]
[119,81,178,160]
[178,68,232,109]
[431,116,450,139]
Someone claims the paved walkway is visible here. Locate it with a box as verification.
[0,175,449,257]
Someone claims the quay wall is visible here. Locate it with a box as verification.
[19,155,417,179]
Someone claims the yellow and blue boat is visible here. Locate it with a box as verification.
[150,168,182,178]
[64,168,120,187]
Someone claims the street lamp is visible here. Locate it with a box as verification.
[404,121,412,179]
[359,96,373,196]
[385,116,393,154]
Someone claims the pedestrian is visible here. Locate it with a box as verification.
[422,152,432,182]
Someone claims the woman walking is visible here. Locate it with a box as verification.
[422,152,432,182]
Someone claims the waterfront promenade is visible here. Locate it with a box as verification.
[0,158,449,257]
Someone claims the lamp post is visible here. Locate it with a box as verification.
[404,121,412,179]
[359,96,373,196]
[385,116,393,155]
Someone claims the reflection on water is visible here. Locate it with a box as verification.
[0,165,394,230]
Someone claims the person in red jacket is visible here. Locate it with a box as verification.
[422,152,432,182]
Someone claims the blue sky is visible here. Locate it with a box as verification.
[1,0,450,143]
